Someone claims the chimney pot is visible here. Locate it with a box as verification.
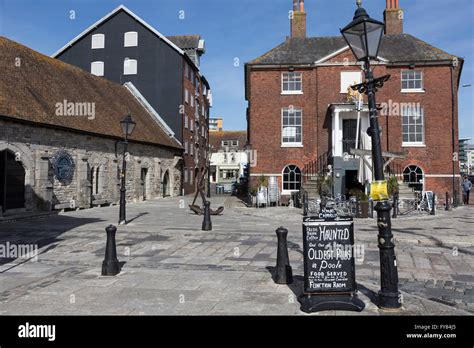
[290,0,307,38]
[384,0,403,34]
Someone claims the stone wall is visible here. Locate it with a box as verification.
[0,119,182,212]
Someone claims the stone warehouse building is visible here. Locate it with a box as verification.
[52,5,212,195]
[0,37,182,215]
[245,0,464,201]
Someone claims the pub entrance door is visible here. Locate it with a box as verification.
[0,150,25,212]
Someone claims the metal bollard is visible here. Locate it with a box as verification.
[392,196,398,218]
[202,201,212,231]
[445,192,450,211]
[303,191,308,216]
[102,225,120,276]
[274,227,293,284]
[431,193,436,215]
[368,198,374,219]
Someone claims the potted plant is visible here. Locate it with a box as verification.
[349,188,369,218]
[249,186,258,207]
[318,175,333,198]
[387,176,399,197]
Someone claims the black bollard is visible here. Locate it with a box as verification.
[303,191,308,216]
[102,225,120,276]
[430,193,436,215]
[445,192,450,211]
[392,195,398,218]
[368,198,373,219]
[202,201,212,231]
[274,227,293,284]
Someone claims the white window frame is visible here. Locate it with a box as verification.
[91,61,104,76]
[282,164,302,194]
[123,58,137,75]
[91,34,105,49]
[124,31,138,47]
[185,89,189,104]
[401,70,424,92]
[281,72,303,94]
[281,108,303,147]
[340,71,362,93]
[402,106,425,147]
[184,167,188,183]
[190,96,194,107]
[184,114,188,129]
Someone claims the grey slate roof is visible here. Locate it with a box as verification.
[167,35,202,49]
[248,34,457,65]
[167,35,204,67]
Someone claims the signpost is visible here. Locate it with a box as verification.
[298,208,365,313]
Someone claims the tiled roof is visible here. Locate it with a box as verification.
[248,34,457,65]
[0,36,181,149]
[167,35,202,49]
[209,131,247,151]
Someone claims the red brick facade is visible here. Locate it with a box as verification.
[246,3,463,203]
[181,59,210,195]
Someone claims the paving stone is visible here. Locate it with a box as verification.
[0,196,472,315]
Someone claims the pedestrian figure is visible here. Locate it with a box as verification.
[462,176,472,205]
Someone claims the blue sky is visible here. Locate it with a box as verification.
[0,0,473,139]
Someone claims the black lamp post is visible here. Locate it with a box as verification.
[341,0,401,309]
[119,114,136,225]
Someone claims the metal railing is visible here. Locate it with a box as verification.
[303,151,332,183]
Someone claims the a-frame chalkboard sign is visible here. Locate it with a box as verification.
[298,208,365,313]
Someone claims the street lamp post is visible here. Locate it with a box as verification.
[341,0,401,309]
[119,114,136,225]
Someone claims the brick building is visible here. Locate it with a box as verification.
[245,0,464,202]
[209,131,248,185]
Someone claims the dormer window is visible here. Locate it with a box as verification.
[124,31,138,47]
[91,34,105,49]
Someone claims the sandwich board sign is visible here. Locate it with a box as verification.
[298,208,365,313]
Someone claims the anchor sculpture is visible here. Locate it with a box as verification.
[189,167,224,216]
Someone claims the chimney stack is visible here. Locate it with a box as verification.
[384,0,403,35]
[290,0,306,38]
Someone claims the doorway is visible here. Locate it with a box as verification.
[141,168,148,200]
[162,170,170,197]
[344,170,364,198]
[0,150,26,212]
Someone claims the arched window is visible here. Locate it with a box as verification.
[283,165,301,191]
[403,165,424,191]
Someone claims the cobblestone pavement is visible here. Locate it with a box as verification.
[0,195,472,315]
